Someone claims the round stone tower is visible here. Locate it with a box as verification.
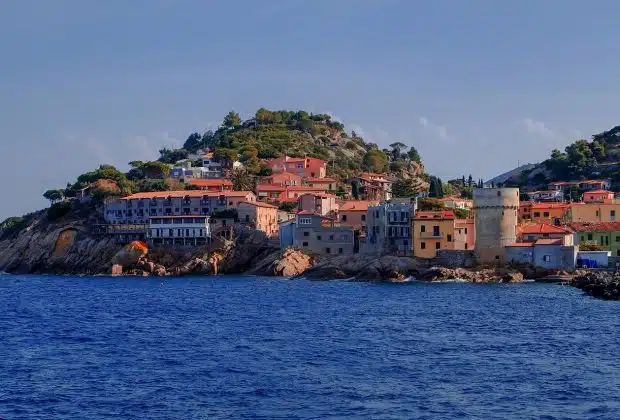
[473,188,520,264]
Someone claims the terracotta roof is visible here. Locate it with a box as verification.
[585,190,613,194]
[284,186,326,191]
[531,203,569,209]
[339,200,379,211]
[414,211,456,219]
[569,222,620,232]
[519,223,572,235]
[506,242,534,247]
[534,238,564,246]
[238,201,278,209]
[298,192,336,199]
[189,178,233,187]
[305,177,336,183]
[121,190,254,200]
[257,184,286,192]
[297,210,313,215]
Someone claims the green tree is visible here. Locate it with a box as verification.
[418,198,445,211]
[278,202,297,212]
[43,189,64,205]
[182,132,202,152]
[230,168,255,191]
[362,149,389,173]
[407,146,421,163]
[389,142,407,161]
[222,111,242,129]
[351,180,360,199]
[392,178,415,198]
[158,148,189,164]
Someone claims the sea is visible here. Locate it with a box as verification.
[1,274,619,419]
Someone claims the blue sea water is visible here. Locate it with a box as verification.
[0,275,619,419]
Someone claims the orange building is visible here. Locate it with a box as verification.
[454,219,475,251]
[565,202,620,223]
[413,211,458,258]
[266,156,327,178]
[519,201,533,220]
[528,203,569,224]
[305,177,337,191]
[261,172,302,187]
[237,201,279,237]
[518,223,574,245]
[338,200,378,230]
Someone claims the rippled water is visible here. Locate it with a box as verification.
[1,275,619,419]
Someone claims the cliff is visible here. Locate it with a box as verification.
[0,203,119,275]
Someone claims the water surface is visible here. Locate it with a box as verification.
[1,275,619,419]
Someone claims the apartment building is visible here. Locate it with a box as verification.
[295,213,355,255]
[365,201,415,256]
[147,215,211,246]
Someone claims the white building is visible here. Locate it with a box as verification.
[147,215,211,246]
[365,199,416,256]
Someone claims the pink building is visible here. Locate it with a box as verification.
[261,172,302,187]
[583,189,615,203]
[454,219,475,251]
[266,156,327,179]
[278,186,327,202]
[297,193,338,216]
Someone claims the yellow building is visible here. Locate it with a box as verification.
[565,202,620,223]
[413,211,457,258]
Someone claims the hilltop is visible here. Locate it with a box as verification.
[490,125,620,192]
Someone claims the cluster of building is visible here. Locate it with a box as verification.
[100,151,620,271]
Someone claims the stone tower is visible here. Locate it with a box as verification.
[473,188,519,264]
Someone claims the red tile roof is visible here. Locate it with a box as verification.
[257,184,286,192]
[189,178,233,187]
[305,177,336,183]
[569,222,620,232]
[534,238,564,246]
[519,223,572,235]
[531,203,569,209]
[339,200,379,211]
[506,242,534,247]
[121,190,254,200]
[585,190,613,194]
[238,201,278,209]
[414,211,456,219]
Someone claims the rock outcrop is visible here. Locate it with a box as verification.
[245,248,314,277]
[0,205,120,275]
[571,271,620,300]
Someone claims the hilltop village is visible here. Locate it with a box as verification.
[2,112,620,288]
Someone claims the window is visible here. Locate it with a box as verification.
[302,242,308,247]
[616,236,620,242]
[497,191,501,196]
[361,214,366,222]
[317,235,322,241]
[581,236,585,241]
[433,226,440,236]
[543,212,549,217]
[464,243,468,250]
[186,229,190,237]
[612,211,616,221]
[447,234,452,242]
[299,217,312,225]
[342,215,347,222]
[421,225,426,233]
[245,215,250,222]
[587,233,593,241]
[533,212,540,217]
[465,228,468,234]
[303,231,309,237]
[543,255,552,262]
[421,242,426,249]
[229,201,233,206]
[596,210,600,217]
[435,242,440,250]
[329,235,334,240]
[325,247,331,254]
[338,248,343,254]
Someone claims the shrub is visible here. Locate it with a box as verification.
[47,201,73,221]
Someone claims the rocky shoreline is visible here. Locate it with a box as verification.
[0,205,618,301]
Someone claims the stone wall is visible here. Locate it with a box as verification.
[431,250,477,268]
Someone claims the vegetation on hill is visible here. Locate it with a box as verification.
[501,125,620,192]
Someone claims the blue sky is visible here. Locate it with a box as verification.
[1,0,620,220]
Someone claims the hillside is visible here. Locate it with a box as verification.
[28,108,430,212]
[496,125,620,192]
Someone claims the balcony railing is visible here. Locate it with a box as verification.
[419,232,443,239]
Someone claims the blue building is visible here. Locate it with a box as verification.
[279,219,297,249]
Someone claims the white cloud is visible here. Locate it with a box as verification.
[523,118,555,138]
[418,116,454,143]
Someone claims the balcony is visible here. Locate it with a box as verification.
[419,232,443,239]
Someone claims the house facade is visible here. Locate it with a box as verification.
[305,177,337,192]
[518,223,574,245]
[365,202,415,256]
[549,179,611,192]
[565,203,620,223]
[570,221,620,256]
[267,156,327,179]
[527,190,563,202]
[297,193,338,217]
[349,173,393,201]
[295,214,355,255]
[583,190,615,203]
[147,215,211,246]
[188,178,233,191]
[413,211,457,258]
[454,219,475,251]
[104,191,257,225]
[261,172,302,187]
[237,201,279,237]
[506,240,577,270]
[338,200,378,232]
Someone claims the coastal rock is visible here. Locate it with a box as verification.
[246,248,314,277]
[112,241,148,267]
[111,264,123,276]
[571,272,620,300]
